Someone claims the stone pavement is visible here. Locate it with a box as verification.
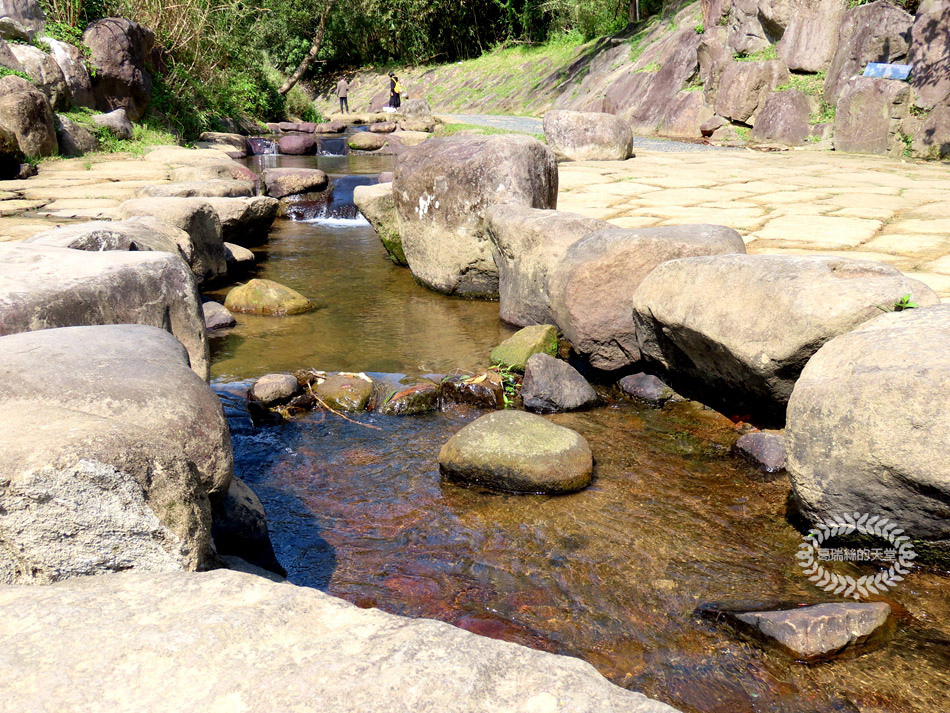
[558,149,950,300]
[0,145,947,300]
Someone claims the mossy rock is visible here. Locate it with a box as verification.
[312,373,376,412]
[489,324,558,372]
[224,279,314,316]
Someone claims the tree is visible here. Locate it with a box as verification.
[278,0,337,95]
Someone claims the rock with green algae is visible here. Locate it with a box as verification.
[381,381,440,415]
[224,279,313,316]
[312,373,376,412]
[489,324,558,372]
[439,410,593,494]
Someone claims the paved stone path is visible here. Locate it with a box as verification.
[0,141,947,300]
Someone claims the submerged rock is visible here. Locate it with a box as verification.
[381,381,441,416]
[701,602,893,662]
[490,324,558,372]
[441,372,506,410]
[618,373,675,406]
[0,569,679,712]
[439,410,593,494]
[542,110,634,161]
[521,353,597,413]
[311,372,376,412]
[224,279,314,316]
[211,478,285,576]
[202,301,235,331]
[0,325,232,584]
[733,431,787,474]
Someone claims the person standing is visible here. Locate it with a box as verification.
[388,71,396,109]
[336,75,349,114]
[392,75,402,109]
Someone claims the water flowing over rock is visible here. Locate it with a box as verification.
[521,353,598,413]
[787,304,950,554]
[550,225,746,372]
[0,325,232,583]
[83,17,154,120]
[834,76,911,157]
[632,254,939,425]
[0,568,679,712]
[487,205,607,327]
[393,135,557,297]
[0,243,209,379]
[354,181,405,265]
[543,110,634,161]
[225,278,314,316]
[439,410,593,494]
[0,74,56,157]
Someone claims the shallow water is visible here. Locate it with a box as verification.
[210,146,950,713]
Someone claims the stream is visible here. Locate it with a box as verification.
[205,133,950,713]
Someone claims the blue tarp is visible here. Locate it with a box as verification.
[863,63,913,80]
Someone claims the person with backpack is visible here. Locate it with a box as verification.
[391,74,402,109]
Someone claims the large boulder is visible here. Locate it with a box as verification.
[54,113,98,156]
[521,353,598,413]
[25,217,190,261]
[83,17,154,120]
[727,0,798,55]
[714,60,790,126]
[823,1,913,104]
[834,76,911,157]
[8,42,68,109]
[787,305,950,553]
[0,74,56,157]
[399,96,432,117]
[277,133,316,155]
[776,0,848,73]
[549,225,746,372]
[908,0,950,108]
[204,196,279,247]
[137,179,256,199]
[542,110,634,161]
[41,37,94,108]
[439,410,593,494]
[0,324,232,584]
[749,90,812,145]
[0,122,22,178]
[632,255,939,424]
[0,569,679,712]
[354,182,405,265]
[393,135,557,297]
[224,278,314,316]
[0,243,210,380]
[910,104,950,159]
[348,131,387,151]
[210,478,284,576]
[0,0,45,34]
[117,197,227,284]
[262,167,328,199]
[487,205,606,327]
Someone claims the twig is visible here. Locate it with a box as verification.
[306,384,382,430]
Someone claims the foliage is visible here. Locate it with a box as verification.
[775,71,826,97]
[435,123,543,141]
[635,61,660,73]
[43,20,86,46]
[694,23,704,34]
[0,67,34,83]
[734,44,778,62]
[877,294,919,312]
[810,100,835,125]
[489,364,521,409]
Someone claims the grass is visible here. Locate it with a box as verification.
[734,45,778,62]
[636,62,661,73]
[435,123,545,142]
[60,108,180,156]
[734,125,751,141]
[0,66,34,83]
[775,71,827,96]
[810,101,835,125]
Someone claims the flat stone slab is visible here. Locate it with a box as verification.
[439,410,593,494]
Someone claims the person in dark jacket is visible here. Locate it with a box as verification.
[336,75,349,114]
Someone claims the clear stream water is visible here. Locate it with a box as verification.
[206,137,950,713]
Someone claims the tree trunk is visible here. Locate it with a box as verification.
[628,0,640,23]
[278,0,336,95]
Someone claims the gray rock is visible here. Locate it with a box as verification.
[369,121,397,133]
[198,131,247,155]
[90,107,133,140]
[249,373,303,407]
[0,243,210,380]
[204,196,279,247]
[0,15,32,42]
[314,120,345,133]
[117,197,227,285]
[399,96,432,117]
[262,167,328,199]
[776,0,847,73]
[136,179,256,199]
[727,0,797,55]
[224,242,255,272]
[354,182,405,265]
[41,37,94,109]
[824,1,913,104]
[909,0,950,108]
[202,301,235,331]
[9,43,67,110]
[54,113,98,156]
[0,37,24,73]
[0,74,56,157]
[84,18,153,120]
[0,569,679,712]
[487,205,607,327]
[397,118,434,133]
[834,76,911,157]
[211,478,284,576]
[733,431,786,473]
[0,0,45,34]
[393,135,557,297]
[787,305,950,552]
[543,109,634,161]
[311,372,375,412]
[711,602,893,662]
[521,353,598,413]
[632,254,939,424]
[714,60,790,126]
[440,410,593,494]
[549,225,746,372]
[0,325,232,584]
[749,90,811,146]
[25,217,190,262]
[618,373,674,406]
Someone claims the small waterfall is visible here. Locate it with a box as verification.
[247,137,279,155]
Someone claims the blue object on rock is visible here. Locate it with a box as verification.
[863,63,913,80]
